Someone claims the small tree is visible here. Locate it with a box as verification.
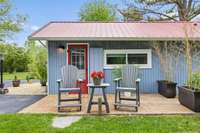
[152,41,183,81]
[182,23,200,88]
[25,40,47,86]
[35,50,47,86]
[79,0,118,21]
[153,23,200,86]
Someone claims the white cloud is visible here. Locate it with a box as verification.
[30,25,40,31]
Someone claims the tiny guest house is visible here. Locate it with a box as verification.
[29,21,200,95]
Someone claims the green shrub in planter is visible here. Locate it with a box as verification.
[187,72,200,89]
[178,72,200,112]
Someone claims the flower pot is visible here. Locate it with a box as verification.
[27,80,32,84]
[157,80,177,98]
[12,80,20,87]
[0,83,4,88]
[40,80,47,86]
[93,78,101,85]
[178,86,200,112]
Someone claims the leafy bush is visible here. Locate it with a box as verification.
[36,50,47,86]
[26,40,47,86]
[186,72,200,89]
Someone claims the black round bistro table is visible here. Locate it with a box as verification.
[87,83,110,113]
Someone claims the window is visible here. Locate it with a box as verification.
[104,49,152,69]
[128,54,147,64]
[106,54,126,65]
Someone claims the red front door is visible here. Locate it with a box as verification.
[68,44,88,94]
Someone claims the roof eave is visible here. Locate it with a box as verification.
[28,36,200,41]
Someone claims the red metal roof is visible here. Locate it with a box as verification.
[29,21,200,41]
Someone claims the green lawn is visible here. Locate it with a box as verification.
[3,72,32,80]
[0,114,200,133]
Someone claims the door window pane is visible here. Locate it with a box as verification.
[106,54,126,64]
[128,54,147,64]
[70,48,85,69]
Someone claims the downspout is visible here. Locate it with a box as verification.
[38,40,47,48]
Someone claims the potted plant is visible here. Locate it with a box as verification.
[152,42,180,98]
[178,72,200,112]
[39,64,47,86]
[26,75,31,84]
[178,23,200,112]
[157,80,177,98]
[40,79,47,86]
[12,75,20,87]
[91,71,104,85]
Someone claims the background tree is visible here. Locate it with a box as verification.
[79,0,118,21]
[0,0,26,42]
[0,44,30,73]
[118,8,143,21]
[119,0,200,21]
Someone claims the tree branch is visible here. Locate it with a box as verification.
[189,8,200,20]
[142,8,178,21]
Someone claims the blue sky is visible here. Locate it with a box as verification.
[10,0,123,46]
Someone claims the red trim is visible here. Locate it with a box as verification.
[68,44,88,94]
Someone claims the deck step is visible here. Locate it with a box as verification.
[58,104,81,108]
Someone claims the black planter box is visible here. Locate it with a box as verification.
[157,80,177,98]
[40,80,47,86]
[178,86,200,112]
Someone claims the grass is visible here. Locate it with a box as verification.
[0,114,200,133]
[3,72,33,80]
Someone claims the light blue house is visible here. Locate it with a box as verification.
[29,21,200,95]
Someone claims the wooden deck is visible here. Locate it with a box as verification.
[19,94,197,115]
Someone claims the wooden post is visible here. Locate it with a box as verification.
[98,97,102,115]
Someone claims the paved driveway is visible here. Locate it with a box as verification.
[0,95,45,114]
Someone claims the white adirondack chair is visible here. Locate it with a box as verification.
[57,65,82,112]
[114,65,141,111]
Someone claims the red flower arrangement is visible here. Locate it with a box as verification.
[91,71,104,85]
[91,71,104,79]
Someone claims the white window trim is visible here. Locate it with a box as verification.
[104,49,152,69]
